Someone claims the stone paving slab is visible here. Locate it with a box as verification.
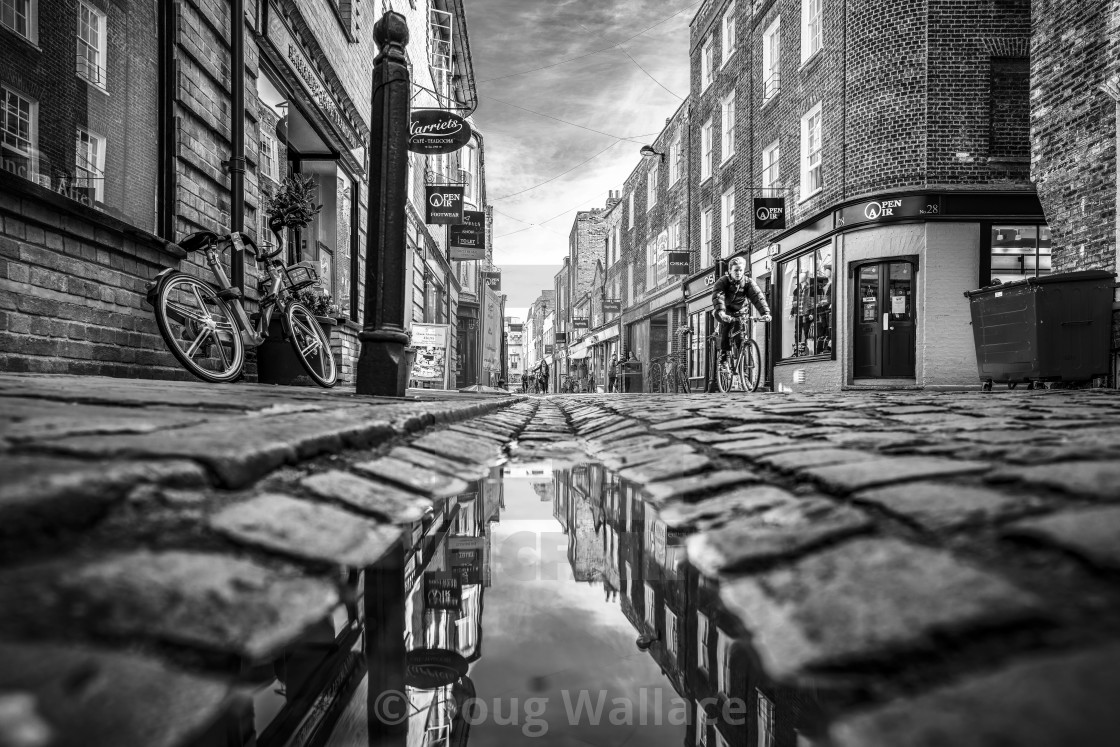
[854,481,1045,531]
[831,644,1120,747]
[0,641,235,747]
[1005,506,1120,571]
[351,456,469,498]
[804,456,992,492]
[300,470,432,523]
[988,461,1120,500]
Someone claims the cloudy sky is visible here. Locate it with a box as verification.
[464,0,698,320]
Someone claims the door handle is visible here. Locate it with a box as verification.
[883,312,889,331]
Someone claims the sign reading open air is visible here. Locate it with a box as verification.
[408,110,473,154]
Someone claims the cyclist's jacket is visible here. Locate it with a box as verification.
[713,275,770,317]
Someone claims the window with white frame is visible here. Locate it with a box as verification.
[720,189,735,258]
[644,583,656,629]
[460,144,476,206]
[76,1,107,88]
[700,119,713,180]
[801,0,822,64]
[628,192,634,229]
[1,86,37,180]
[800,101,822,199]
[74,127,105,202]
[668,130,682,185]
[674,131,684,185]
[701,207,713,267]
[716,629,732,695]
[665,608,678,664]
[762,139,780,191]
[646,161,658,210]
[647,238,659,289]
[720,92,735,161]
[696,703,708,746]
[757,690,776,747]
[721,1,736,65]
[701,35,714,90]
[259,128,279,183]
[613,223,621,265]
[429,7,453,104]
[697,611,710,675]
[763,17,781,101]
[1,0,35,43]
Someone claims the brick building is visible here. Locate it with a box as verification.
[1,0,490,389]
[1030,0,1120,381]
[560,205,608,387]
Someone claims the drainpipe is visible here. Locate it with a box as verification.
[1100,74,1120,387]
[229,0,246,291]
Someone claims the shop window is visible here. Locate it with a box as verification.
[1,86,37,181]
[779,244,833,359]
[2,0,36,44]
[989,224,1051,285]
[76,1,107,89]
[762,17,781,101]
[800,102,822,199]
[74,127,105,203]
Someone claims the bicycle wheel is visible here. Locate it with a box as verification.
[742,339,762,392]
[716,347,735,393]
[153,272,245,383]
[648,363,663,394]
[283,302,337,387]
[675,366,691,394]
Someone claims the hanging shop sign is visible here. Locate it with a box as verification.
[754,197,786,230]
[554,331,568,344]
[835,194,940,229]
[450,209,486,261]
[481,271,502,291]
[668,252,691,275]
[426,185,465,224]
[408,110,473,154]
[405,648,470,690]
[424,571,462,611]
[572,317,589,328]
[449,536,485,586]
[602,299,622,314]
[545,344,554,354]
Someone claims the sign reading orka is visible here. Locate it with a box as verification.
[409,110,473,154]
[667,252,690,274]
[754,197,786,230]
[426,185,465,224]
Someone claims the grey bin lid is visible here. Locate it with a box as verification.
[964,269,1116,298]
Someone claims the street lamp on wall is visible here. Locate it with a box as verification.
[639,145,665,161]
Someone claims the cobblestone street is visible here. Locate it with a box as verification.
[1,373,1119,744]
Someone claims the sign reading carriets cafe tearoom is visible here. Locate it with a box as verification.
[409,110,473,155]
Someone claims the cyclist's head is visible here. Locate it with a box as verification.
[728,256,746,281]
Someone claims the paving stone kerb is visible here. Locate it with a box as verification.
[549,390,1120,747]
[0,373,531,747]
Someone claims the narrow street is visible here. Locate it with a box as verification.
[2,374,1119,745]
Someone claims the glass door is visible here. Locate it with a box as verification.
[853,261,916,378]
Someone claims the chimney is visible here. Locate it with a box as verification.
[605,189,621,210]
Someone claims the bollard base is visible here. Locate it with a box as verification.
[356,336,408,397]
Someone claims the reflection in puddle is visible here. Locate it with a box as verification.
[318,460,828,746]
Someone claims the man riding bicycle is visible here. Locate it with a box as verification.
[713,256,772,370]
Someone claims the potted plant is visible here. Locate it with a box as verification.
[296,283,342,326]
[263,173,322,234]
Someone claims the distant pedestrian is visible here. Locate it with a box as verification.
[607,354,619,393]
[538,360,550,392]
[622,351,640,392]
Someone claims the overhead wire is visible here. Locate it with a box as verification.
[479,94,657,143]
[491,140,622,201]
[618,46,685,101]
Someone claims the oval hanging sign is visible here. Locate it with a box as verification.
[405,648,470,690]
[408,110,472,154]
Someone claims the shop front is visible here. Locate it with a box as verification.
[767,191,1048,392]
[684,262,725,392]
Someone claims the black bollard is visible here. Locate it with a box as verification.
[357,12,411,396]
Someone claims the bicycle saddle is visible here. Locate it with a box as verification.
[178,231,220,253]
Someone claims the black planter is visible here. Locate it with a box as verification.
[257,316,336,386]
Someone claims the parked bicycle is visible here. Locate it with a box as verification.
[147,227,337,387]
[648,352,691,394]
[710,314,765,393]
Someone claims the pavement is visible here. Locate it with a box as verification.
[1,374,1119,745]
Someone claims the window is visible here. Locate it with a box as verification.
[762,139,780,191]
[429,8,453,104]
[259,129,279,183]
[628,192,634,229]
[701,119,713,180]
[647,238,659,289]
[1,86,37,181]
[701,35,714,90]
[696,611,710,675]
[800,102,822,199]
[74,127,105,203]
[762,17,781,101]
[721,1,736,65]
[668,130,682,185]
[1,0,34,43]
[460,144,476,206]
[716,630,732,695]
[780,244,833,359]
[77,1,107,88]
[646,161,658,210]
[665,608,678,664]
[720,92,736,161]
[689,310,707,379]
[989,224,1052,285]
[644,583,656,629]
[756,690,775,747]
[701,207,713,267]
[801,0,822,63]
[696,702,708,747]
[720,189,735,258]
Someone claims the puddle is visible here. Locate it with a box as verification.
[248,458,830,746]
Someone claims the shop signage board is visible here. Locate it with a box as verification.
[449,536,485,586]
[545,344,554,354]
[424,571,462,611]
[449,227,484,260]
[554,331,567,344]
[603,299,622,314]
[405,648,469,690]
[426,185,465,224]
[835,195,940,229]
[411,323,451,387]
[481,271,502,291]
[668,252,690,274]
[754,197,786,229]
[482,287,502,377]
[572,317,589,328]
[408,110,473,154]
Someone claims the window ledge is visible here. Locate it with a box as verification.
[799,47,824,73]
[761,93,778,111]
[775,353,832,366]
[720,154,736,167]
[78,77,110,96]
[0,25,41,51]
[986,156,1030,164]
[797,187,822,204]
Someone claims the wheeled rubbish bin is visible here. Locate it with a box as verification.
[964,270,1115,391]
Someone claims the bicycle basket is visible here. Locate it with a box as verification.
[281,261,320,292]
